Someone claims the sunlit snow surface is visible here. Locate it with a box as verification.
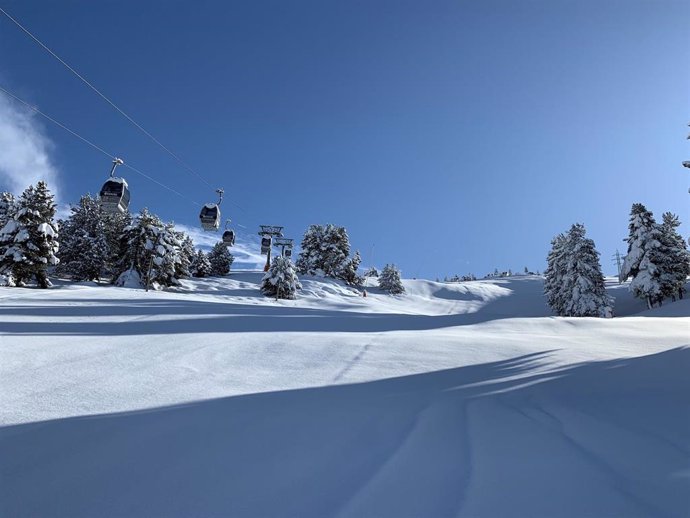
[1,274,688,517]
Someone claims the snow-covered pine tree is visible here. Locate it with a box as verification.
[103,211,132,275]
[208,242,234,276]
[379,263,405,294]
[191,249,212,277]
[0,182,59,288]
[658,212,690,301]
[57,194,109,281]
[151,223,184,288]
[619,203,664,309]
[544,232,568,315]
[364,266,379,278]
[0,192,17,286]
[340,250,363,286]
[559,223,612,317]
[114,208,180,289]
[175,234,196,279]
[0,192,16,228]
[295,224,350,278]
[261,255,301,299]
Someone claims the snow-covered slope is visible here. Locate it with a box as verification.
[1,274,688,517]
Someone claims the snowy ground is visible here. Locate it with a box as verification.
[1,273,688,517]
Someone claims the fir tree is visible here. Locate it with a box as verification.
[658,212,690,301]
[208,242,234,276]
[57,194,109,281]
[191,249,212,278]
[560,224,612,317]
[340,250,363,286]
[102,210,132,276]
[261,255,301,299]
[364,266,379,278]
[114,209,181,289]
[379,263,405,294]
[544,233,568,315]
[175,234,196,279]
[0,182,59,288]
[619,203,664,309]
[0,192,17,286]
[296,224,351,278]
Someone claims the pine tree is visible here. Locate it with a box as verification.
[0,182,59,288]
[191,249,212,278]
[57,194,109,281]
[658,212,690,301]
[295,224,351,278]
[114,209,181,289]
[102,210,132,276]
[560,224,612,317]
[340,250,363,286]
[208,242,234,276]
[379,263,405,294]
[0,192,17,286]
[364,266,379,278]
[175,234,196,279]
[261,255,301,299]
[544,233,568,315]
[619,203,664,309]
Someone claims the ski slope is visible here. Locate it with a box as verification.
[1,274,688,517]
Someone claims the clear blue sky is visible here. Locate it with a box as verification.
[0,0,687,277]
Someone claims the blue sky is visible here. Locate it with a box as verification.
[0,0,687,276]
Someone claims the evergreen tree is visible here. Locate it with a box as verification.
[191,249,212,278]
[0,182,59,288]
[364,266,379,278]
[0,192,17,286]
[102,210,132,276]
[658,212,690,301]
[114,208,180,289]
[261,255,301,299]
[208,242,234,276]
[340,250,363,286]
[57,194,109,281]
[619,203,664,309]
[0,192,16,228]
[560,224,612,317]
[175,234,196,279]
[296,224,350,277]
[379,263,405,294]
[544,233,568,315]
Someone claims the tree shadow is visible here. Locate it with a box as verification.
[1,348,688,518]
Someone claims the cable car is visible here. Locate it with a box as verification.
[260,236,272,255]
[284,247,292,258]
[199,189,224,231]
[99,158,130,213]
[222,220,235,246]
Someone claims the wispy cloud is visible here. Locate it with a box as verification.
[175,223,266,268]
[0,92,60,199]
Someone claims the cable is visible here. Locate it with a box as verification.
[0,84,200,206]
[0,5,214,190]
[0,6,266,226]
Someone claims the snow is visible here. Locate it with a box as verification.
[107,176,128,186]
[37,222,56,237]
[0,274,688,517]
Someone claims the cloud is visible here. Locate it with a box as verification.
[175,223,267,268]
[0,93,60,199]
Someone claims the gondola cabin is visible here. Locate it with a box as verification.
[260,236,272,255]
[222,229,235,246]
[99,177,130,213]
[199,204,221,231]
[284,248,292,258]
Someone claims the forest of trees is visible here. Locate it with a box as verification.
[2,183,687,310]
